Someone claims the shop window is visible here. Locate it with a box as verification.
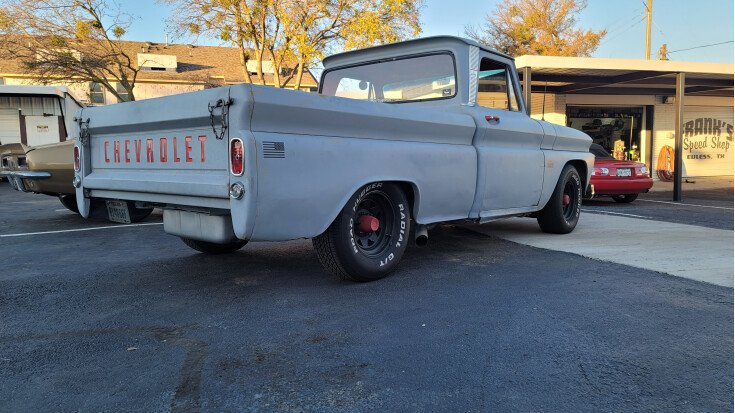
[89,82,105,105]
[477,58,520,111]
[567,106,643,161]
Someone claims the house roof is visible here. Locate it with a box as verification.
[0,39,318,87]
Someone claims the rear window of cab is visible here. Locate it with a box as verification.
[320,53,457,104]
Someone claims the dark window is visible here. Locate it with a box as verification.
[89,82,105,105]
[589,143,614,159]
[477,58,520,111]
[116,83,131,102]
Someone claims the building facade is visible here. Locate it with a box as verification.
[517,56,734,180]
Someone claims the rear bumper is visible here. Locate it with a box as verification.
[592,177,654,195]
[163,209,240,243]
[0,170,51,192]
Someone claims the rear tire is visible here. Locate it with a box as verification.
[313,182,410,282]
[537,165,582,234]
[58,195,79,213]
[612,194,638,203]
[181,237,248,254]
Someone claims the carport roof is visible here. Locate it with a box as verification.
[515,55,734,97]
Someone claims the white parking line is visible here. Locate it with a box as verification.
[0,222,163,238]
[637,199,734,210]
[582,209,649,219]
[0,200,56,205]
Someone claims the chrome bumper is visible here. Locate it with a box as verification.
[0,171,51,179]
[0,170,51,192]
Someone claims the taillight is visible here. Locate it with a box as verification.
[636,165,649,176]
[593,167,609,176]
[230,138,244,176]
[74,146,80,172]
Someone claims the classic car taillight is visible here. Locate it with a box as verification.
[636,165,649,176]
[74,146,80,172]
[230,138,244,176]
[592,167,609,176]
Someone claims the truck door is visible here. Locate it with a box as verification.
[473,55,544,214]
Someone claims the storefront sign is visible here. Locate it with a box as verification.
[683,118,732,159]
[680,110,734,176]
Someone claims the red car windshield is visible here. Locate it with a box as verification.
[589,143,614,160]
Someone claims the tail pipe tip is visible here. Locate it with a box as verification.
[414,225,428,247]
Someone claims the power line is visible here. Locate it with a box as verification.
[667,40,734,54]
[599,15,647,46]
[604,7,645,34]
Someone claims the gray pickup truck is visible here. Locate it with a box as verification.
[74,36,593,282]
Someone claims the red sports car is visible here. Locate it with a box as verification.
[588,143,653,203]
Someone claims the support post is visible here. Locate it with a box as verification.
[523,66,532,116]
[673,72,685,201]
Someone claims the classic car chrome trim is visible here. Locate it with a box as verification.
[0,171,52,179]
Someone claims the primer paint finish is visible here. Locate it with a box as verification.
[76,37,594,242]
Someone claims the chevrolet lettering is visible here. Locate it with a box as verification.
[101,136,208,165]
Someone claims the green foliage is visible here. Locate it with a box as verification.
[0,9,11,31]
[49,35,67,47]
[167,0,423,88]
[112,25,125,38]
[0,0,139,101]
[75,19,91,39]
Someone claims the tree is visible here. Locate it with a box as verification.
[0,0,142,101]
[465,0,606,57]
[166,0,423,90]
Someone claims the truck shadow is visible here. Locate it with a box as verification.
[136,224,512,293]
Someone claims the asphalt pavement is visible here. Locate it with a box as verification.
[1,182,733,412]
[583,189,733,230]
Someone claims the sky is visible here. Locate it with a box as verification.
[122,0,734,64]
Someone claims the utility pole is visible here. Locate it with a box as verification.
[645,0,653,59]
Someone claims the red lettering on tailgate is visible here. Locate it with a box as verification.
[113,141,121,163]
[173,137,181,163]
[198,135,206,162]
[185,136,193,163]
[160,138,168,162]
[134,140,142,162]
[124,140,131,163]
[146,139,154,162]
[104,141,110,163]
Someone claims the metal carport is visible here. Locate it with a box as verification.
[515,56,733,201]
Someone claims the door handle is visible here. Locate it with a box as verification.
[485,115,501,123]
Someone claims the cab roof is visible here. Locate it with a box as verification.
[322,36,513,69]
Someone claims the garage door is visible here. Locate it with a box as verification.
[0,109,21,145]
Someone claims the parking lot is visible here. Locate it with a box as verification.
[1,182,732,412]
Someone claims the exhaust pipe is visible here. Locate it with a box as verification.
[414,225,428,247]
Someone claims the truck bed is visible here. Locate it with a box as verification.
[76,84,478,241]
